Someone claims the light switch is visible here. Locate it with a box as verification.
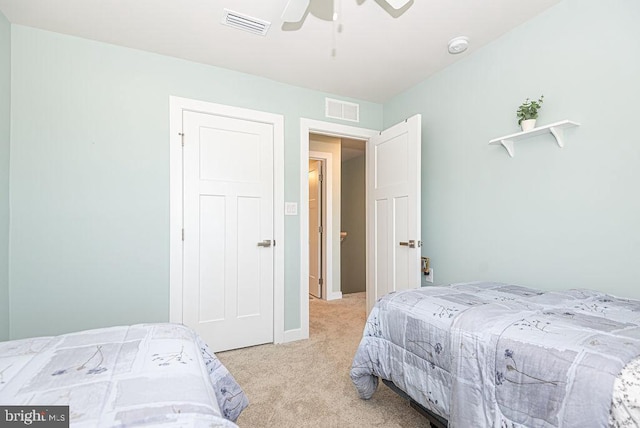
[285,202,298,216]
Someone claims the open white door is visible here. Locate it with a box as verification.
[366,114,421,312]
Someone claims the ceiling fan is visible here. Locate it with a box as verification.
[281,0,412,23]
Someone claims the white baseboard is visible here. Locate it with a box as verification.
[282,328,307,344]
[326,291,342,301]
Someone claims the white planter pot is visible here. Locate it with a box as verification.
[521,119,536,132]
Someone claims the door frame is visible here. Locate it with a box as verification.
[169,96,285,345]
[299,119,378,339]
[308,152,333,300]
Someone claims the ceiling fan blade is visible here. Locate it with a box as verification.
[382,0,411,10]
[281,0,311,22]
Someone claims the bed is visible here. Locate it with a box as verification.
[0,323,248,427]
[351,282,640,427]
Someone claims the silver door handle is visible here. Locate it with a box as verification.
[257,240,272,247]
[399,240,416,248]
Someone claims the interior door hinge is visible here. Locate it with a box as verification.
[319,173,324,182]
[182,228,184,241]
[179,132,184,146]
[319,278,323,286]
[319,225,323,234]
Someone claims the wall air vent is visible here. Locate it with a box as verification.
[222,9,271,36]
[325,98,360,123]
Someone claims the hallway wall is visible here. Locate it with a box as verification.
[340,154,365,294]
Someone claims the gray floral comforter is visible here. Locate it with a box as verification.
[351,282,640,427]
[0,323,248,427]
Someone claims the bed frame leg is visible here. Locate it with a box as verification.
[409,401,448,428]
[381,378,448,427]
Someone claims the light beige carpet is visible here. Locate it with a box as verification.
[217,292,431,428]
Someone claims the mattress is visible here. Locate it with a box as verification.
[0,323,248,427]
[351,282,640,427]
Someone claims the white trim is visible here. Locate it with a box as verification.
[283,328,304,343]
[309,151,333,300]
[169,99,183,324]
[299,119,378,341]
[326,291,343,301]
[169,96,285,345]
[273,110,285,345]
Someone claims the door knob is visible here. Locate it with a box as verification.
[399,240,416,248]
[257,240,272,247]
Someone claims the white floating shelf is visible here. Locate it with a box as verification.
[489,120,580,157]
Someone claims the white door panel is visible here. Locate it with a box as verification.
[374,198,389,300]
[198,195,226,322]
[183,111,274,352]
[367,115,421,312]
[394,195,409,289]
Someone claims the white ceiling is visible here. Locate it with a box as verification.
[0,0,562,103]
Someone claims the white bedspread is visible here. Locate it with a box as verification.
[0,323,248,427]
[351,282,640,427]
[611,357,640,427]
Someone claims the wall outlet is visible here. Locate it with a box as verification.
[285,202,298,216]
[423,268,434,285]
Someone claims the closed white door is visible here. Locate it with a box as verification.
[183,111,274,352]
[308,160,322,298]
[366,115,421,312]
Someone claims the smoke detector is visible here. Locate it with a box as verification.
[448,36,469,54]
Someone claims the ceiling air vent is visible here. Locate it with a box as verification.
[222,9,271,36]
[325,98,360,123]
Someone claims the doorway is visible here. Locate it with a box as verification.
[308,157,323,299]
[299,116,422,341]
[308,135,343,302]
[308,136,367,301]
[299,119,378,340]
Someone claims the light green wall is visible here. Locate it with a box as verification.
[9,25,382,339]
[341,155,365,294]
[384,0,640,298]
[10,0,640,338]
[0,11,10,341]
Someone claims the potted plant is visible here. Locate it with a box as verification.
[517,95,544,131]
